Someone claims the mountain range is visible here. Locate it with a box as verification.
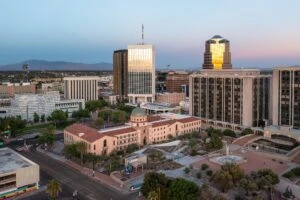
[0,60,112,71]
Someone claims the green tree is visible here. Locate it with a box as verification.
[72,109,90,119]
[0,116,27,137]
[76,141,87,166]
[256,168,279,189]
[223,129,236,137]
[65,110,69,118]
[33,112,40,123]
[189,138,197,151]
[47,116,52,122]
[85,153,101,170]
[168,178,199,200]
[39,125,56,147]
[184,167,190,174]
[141,172,169,199]
[206,133,223,150]
[94,117,104,128]
[46,179,62,200]
[111,110,127,124]
[221,163,244,186]
[41,114,45,122]
[64,144,79,159]
[211,170,234,192]
[8,117,26,136]
[241,128,253,136]
[51,110,67,126]
[98,109,112,122]
[239,177,258,196]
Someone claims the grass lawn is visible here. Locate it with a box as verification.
[20,121,76,135]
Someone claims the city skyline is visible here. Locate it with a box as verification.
[0,0,300,68]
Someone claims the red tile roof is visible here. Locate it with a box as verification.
[101,127,137,136]
[152,120,176,128]
[151,117,200,128]
[177,117,200,123]
[65,123,105,143]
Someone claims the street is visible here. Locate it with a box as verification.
[7,138,138,200]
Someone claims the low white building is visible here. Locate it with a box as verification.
[0,148,39,199]
[0,91,85,121]
[140,102,181,114]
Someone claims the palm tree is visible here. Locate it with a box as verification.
[46,179,62,200]
[76,141,87,166]
[147,190,159,200]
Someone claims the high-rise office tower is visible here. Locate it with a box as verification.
[113,49,128,97]
[203,35,232,70]
[190,69,271,128]
[272,66,300,129]
[64,76,100,101]
[128,44,155,104]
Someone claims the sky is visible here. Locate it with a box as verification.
[0,0,300,69]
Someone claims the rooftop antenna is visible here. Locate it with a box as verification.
[142,24,144,44]
[22,63,30,83]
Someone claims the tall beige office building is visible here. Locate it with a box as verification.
[190,69,271,129]
[63,76,100,101]
[128,44,155,104]
[203,35,232,70]
[272,66,300,129]
[113,49,128,97]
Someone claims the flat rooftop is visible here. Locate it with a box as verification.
[0,148,36,174]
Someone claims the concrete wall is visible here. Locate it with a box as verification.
[16,164,39,188]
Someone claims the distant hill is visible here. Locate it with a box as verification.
[0,59,112,71]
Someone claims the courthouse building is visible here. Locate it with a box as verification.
[64,108,201,155]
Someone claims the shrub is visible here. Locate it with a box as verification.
[223,129,236,137]
[283,171,295,179]
[196,172,202,179]
[241,128,253,136]
[190,149,197,156]
[201,164,209,171]
[184,167,191,174]
[206,170,213,176]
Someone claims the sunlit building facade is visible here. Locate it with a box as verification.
[203,35,232,70]
[128,44,155,104]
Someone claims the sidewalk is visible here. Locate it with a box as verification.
[36,146,129,194]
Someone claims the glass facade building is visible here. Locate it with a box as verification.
[128,44,155,104]
[203,35,232,70]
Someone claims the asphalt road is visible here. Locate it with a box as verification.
[18,150,138,200]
